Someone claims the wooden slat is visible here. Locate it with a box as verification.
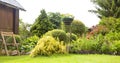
[0,39,2,42]
[1,32,14,36]
[1,34,9,56]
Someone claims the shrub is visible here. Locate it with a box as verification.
[69,39,81,53]
[21,35,39,53]
[113,41,120,55]
[70,34,104,54]
[88,25,109,36]
[99,17,120,32]
[66,33,78,42]
[44,29,67,43]
[30,36,66,57]
[100,42,116,54]
[70,37,99,54]
[71,20,85,36]
[105,32,120,41]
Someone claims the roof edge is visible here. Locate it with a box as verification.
[0,1,26,11]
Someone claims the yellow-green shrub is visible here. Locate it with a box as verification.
[30,36,66,57]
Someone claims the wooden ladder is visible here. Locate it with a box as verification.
[1,32,20,56]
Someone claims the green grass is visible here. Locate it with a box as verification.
[0,54,120,63]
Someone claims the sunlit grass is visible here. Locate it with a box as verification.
[0,54,120,63]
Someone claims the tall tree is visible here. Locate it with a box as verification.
[48,12,62,29]
[30,9,53,37]
[89,0,120,18]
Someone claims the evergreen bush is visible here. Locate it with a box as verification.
[30,36,66,57]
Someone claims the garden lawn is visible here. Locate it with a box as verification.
[0,54,120,63]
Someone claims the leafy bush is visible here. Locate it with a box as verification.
[99,17,120,32]
[88,25,109,36]
[113,41,120,55]
[101,42,116,54]
[69,39,81,53]
[44,29,67,43]
[30,36,66,57]
[71,20,85,36]
[66,33,78,42]
[105,32,120,41]
[70,37,99,54]
[21,35,39,53]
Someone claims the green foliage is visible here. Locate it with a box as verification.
[70,37,98,54]
[90,0,120,18]
[30,9,53,37]
[100,17,120,32]
[101,42,116,54]
[66,33,78,42]
[105,32,120,41]
[71,20,85,36]
[48,12,62,29]
[44,29,67,43]
[69,34,120,55]
[19,19,31,39]
[21,36,39,53]
[30,36,66,57]
[69,39,81,53]
[113,41,120,55]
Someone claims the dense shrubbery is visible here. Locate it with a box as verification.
[105,32,120,41]
[30,36,66,57]
[70,17,120,55]
[100,17,120,32]
[21,36,39,53]
[69,34,120,55]
[44,29,67,43]
[70,37,99,54]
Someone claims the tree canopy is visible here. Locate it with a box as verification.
[30,9,53,37]
[48,12,62,29]
[89,0,120,18]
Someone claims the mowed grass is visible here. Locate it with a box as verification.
[0,54,120,63]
